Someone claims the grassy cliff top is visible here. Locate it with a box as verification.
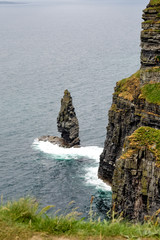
[140,83,160,105]
[149,0,160,5]
[115,71,140,101]
[121,127,160,163]
[115,69,160,105]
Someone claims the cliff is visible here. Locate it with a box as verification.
[98,0,160,221]
[98,71,160,185]
[112,127,160,221]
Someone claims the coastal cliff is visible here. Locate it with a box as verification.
[98,0,160,220]
[112,127,160,222]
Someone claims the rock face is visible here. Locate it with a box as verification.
[141,2,160,68]
[98,71,160,185]
[140,0,160,85]
[38,135,71,148]
[57,89,80,147]
[39,90,80,148]
[98,0,160,221]
[112,127,160,222]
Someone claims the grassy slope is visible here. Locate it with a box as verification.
[141,83,160,105]
[115,69,160,105]
[0,198,160,240]
[115,70,140,101]
[149,0,160,5]
[120,127,160,165]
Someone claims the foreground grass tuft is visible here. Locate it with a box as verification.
[1,198,160,239]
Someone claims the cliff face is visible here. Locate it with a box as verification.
[112,127,160,221]
[98,72,160,185]
[141,0,160,84]
[98,0,160,221]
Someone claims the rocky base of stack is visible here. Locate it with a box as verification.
[38,135,80,148]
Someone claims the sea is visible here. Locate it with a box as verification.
[0,0,148,219]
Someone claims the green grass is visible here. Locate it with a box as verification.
[114,70,160,105]
[150,0,160,5]
[125,127,160,163]
[114,70,140,101]
[1,197,160,239]
[141,83,160,105]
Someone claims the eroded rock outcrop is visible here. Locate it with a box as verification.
[39,90,80,148]
[98,0,160,221]
[57,89,80,147]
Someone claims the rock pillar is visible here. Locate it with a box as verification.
[57,90,80,147]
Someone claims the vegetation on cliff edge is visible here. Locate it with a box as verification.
[149,0,160,6]
[115,70,160,105]
[115,70,140,101]
[1,197,160,239]
[121,127,160,164]
[140,83,160,105]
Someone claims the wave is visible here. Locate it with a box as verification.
[85,166,111,191]
[33,139,103,160]
[32,139,111,191]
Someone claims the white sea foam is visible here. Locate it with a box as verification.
[32,139,111,191]
[85,166,111,191]
[33,139,103,160]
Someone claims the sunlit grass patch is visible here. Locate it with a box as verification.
[140,83,160,105]
[115,70,140,101]
[127,127,160,163]
[150,0,160,5]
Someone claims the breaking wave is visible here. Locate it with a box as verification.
[32,139,111,191]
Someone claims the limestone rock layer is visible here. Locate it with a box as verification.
[141,1,160,84]
[141,2,160,68]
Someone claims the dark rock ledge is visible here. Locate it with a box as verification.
[38,90,80,148]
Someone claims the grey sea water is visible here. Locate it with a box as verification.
[0,0,148,218]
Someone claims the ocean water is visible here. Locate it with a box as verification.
[0,0,148,218]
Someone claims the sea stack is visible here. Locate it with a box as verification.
[98,0,160,222]
[39,90,80,148]
[57,89,80,147]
